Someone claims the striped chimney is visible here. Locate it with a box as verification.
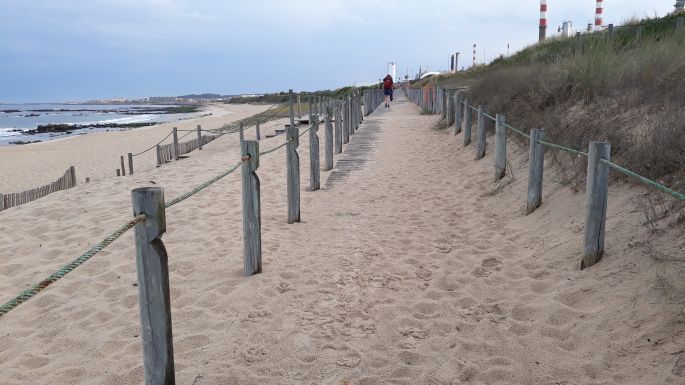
[595,0,604,30]
[539,0,548,42]
[472,44,477,68]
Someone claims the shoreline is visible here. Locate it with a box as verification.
[0,103,269,192]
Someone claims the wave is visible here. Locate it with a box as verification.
[0,128,22,137]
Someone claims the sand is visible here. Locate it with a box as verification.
[0,103,270,192]
[0,95,683,384]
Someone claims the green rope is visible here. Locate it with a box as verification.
[483,113,496,121]
[502,123,530,139]
[601,159,685,202]
[0,215,145,317]
[536,140,588,157]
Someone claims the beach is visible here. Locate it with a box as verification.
[0,95,683,384]
[0,103,269,192]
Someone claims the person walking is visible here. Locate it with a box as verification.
[382,74,394,108]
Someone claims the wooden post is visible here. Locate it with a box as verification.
[347,96,354,137]
[342,100,350,144]
[117,169,121,177]
[288,89,295,129]
[526,128,545,215]
[197,125,203,150]
[286,126,300,224]
[0,193,5,212]
[131,187,175,385]
[455,94,462,135]
[575,32,582,54]
[121,156,126,176]
[297,94,302,118]
[86,177,90,183]
[476,105,487,159]
[172,127,179,161]
[324,106,334,171]
[441,89,447,120]
[310,115,320,191]
[239,122,244,144]
[241,141,262,276]
[255,123,260,141]
[447,91,454,126]
[607,23,614,38]
[128,153,134,175]
[156,145,162,167]
[69,166,77,187]
[494,114,507,182]
[335,102,343,154]
[463,100,472,146]
[582,142,611,269]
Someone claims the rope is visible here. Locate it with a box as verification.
[483,113,497,121]
[131,130,174,157]
[601,159,685,202]
[0,116,314,318]
[0,214,146,317]
[536,140,588,157]
[502,123,531,139]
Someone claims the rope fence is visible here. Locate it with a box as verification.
[0,86,385,385]
[405,85,685,272]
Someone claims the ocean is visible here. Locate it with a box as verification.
[0,103,202,145]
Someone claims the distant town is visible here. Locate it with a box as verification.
[79,93,265,105]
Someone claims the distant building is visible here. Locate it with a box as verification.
[149,96,179,104]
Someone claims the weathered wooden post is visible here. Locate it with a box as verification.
[447,91,455,126]
[441,89,447,120]
[582,141,611,269]
[196,125,203,150]
[117,169,121,177]
[289,89,295,128]
[286,125,300,223]
[476,105,487,159]
[172,127,179,161]
[343,100,350,144]
[131,187,175,385]
[0,193,5,212]
[607,23,614,38]
[120,156,126,176]
[526,128,545,215]
[69,166,77,187]
[463,100,472,146]
[455,93,462,135]
[156,145,162,167]
[241,141,262,276]
[348,96,355,136]
[297,94,302,118]
[255,123,260,141]
[128,153,134,176]
[575,32,582,55]
[335,102,343,154]
[494,114,507,182]
[310,115,320,191]
[324,106,334,171]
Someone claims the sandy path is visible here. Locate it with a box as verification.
[0,95,682,384]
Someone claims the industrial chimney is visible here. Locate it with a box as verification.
[455,52,460,72]
[472,44,477,68]
[450,55,455,72]
[539,0,548,42]
[676,0,685,12]
[595,0,604,30]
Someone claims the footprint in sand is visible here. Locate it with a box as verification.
[471,257,502,278]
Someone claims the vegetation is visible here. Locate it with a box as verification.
[418,14,685,190]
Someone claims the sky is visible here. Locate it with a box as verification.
[0,0,675,102]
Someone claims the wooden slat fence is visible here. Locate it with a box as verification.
[156,133,219,167]
[0,166,76,212]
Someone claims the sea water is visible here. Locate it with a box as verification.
[0,103,200,145]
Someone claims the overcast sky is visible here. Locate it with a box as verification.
[0,0,675,102]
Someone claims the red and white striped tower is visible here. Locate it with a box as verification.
[595,0,604,31]
[539,0,548,42]
[472,44,477,68]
